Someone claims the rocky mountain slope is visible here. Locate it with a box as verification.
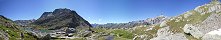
[0,15,37,40]
[90,0,221,40]
[31,8,92,30]
[151,0,221,40]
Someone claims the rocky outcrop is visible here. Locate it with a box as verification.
[151,26,187,40]
[183,12,221,39]
[194,0,221,14]
[156,26,170,36]
[0,30,9,40]
[180,0,221,39]
[183,24,203,39]
[159,21,167,27]
[151,33,187,40]
[196,13,221,34]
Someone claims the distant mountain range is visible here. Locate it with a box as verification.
[14,19,35,26]
[92,15,168,28]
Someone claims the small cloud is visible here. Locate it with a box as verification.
[98,19,102,21]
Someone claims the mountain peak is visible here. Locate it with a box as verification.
[53,8,73,13]
[32,8,92,30]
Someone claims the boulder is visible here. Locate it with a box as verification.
[183,24,203,39]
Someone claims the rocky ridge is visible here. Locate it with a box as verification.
[152,0,221,40]
[14,19,35,26]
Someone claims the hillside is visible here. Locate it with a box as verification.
[90,0,221,40]
[151,0,221,40]
[0,15,37,40]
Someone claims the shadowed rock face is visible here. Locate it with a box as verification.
[32,8,92,30]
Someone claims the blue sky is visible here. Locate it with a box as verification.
[0,0,212,24]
